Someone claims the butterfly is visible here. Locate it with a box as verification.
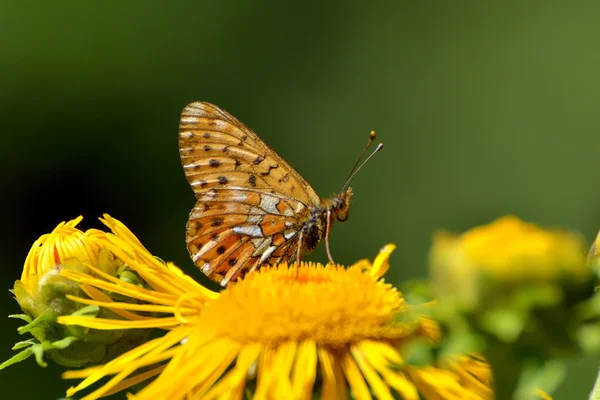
[179,102,382,286]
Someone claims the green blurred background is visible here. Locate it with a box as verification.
[1,1,599,398]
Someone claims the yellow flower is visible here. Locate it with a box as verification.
[56,218,493,400]
[428,216,591,398]
[430,215,592,310]
[5,216,170,369]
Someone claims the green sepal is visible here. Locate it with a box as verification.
[0,346,34,370]
[8,314,32,323]
[13,339,36,350]
[118,270,142,286]
[30,337,78,367]
[16,311,56,335]
[0,335,79,370]
[70,305,100,317]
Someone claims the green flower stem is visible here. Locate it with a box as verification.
[485,345,522,400]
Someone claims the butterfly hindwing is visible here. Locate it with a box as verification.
[184,186,308,285]
[185,188,306,285]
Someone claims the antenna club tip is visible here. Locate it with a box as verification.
[369,130,376,139]
[376,143,384,151]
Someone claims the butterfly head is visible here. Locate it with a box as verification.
[331,187,353,222]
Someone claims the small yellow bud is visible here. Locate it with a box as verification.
[4,217,150,370]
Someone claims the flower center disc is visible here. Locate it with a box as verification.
[199,263,408,346]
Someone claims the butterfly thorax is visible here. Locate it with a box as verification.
[301,188,353,253]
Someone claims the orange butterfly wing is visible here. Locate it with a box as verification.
[179,102,321,286]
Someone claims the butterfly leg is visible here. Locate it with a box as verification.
[325,210,335,265]
[294,231,305,280]
[296,230,304,266]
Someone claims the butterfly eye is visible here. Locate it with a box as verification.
[336,210,349,222]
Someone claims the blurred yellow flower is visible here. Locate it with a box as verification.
[430,215,592,309]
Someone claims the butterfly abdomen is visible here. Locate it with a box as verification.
[299,208,328,254]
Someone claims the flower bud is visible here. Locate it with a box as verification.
[3,217,150,369]
[430,216,592,312]
[429,216,594,357]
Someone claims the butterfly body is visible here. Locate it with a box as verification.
[179,102,354,286]
[300,190,352,253]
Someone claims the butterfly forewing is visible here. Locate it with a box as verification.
[179,102,321,286]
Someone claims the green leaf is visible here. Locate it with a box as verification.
[0,347,34,370]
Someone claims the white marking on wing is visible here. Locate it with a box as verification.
[294,202,306,214]
[228,192,248,202]
[251,237,273,257]
[248,214,263,224]
[180,131,194,139]
[201,262,211,273]
[180,116,200,124]
[213,120,227,129]
[260,195,280,214]
[192,251,203,262]
[259,245,278,264]
[185,103,206,115]
[183,162,200,169]
[200,190,217,200]
[233,225,263,237]
[189,208,204,219]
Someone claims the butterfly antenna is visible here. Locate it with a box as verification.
[346,131,376,180]
[340,131,383,192]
